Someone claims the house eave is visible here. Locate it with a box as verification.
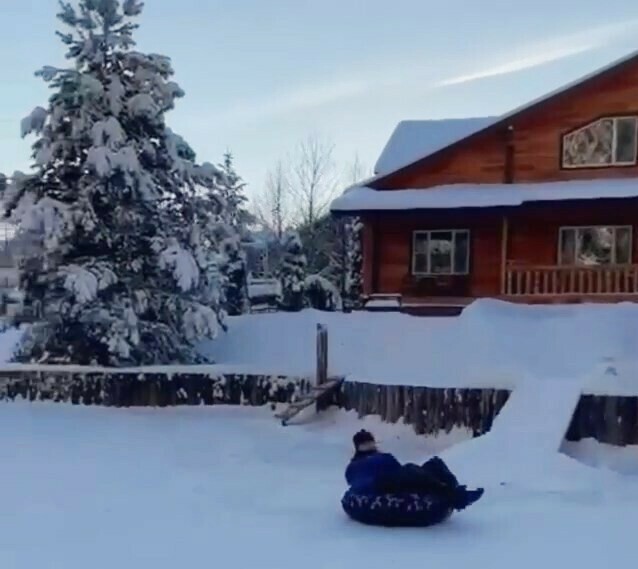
[330,178,638,215]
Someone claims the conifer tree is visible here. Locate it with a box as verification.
[278,232,307,312]
[344,216,363,309]
[217,152,250,314]
[218,151,252,234]
[3,0,228,365]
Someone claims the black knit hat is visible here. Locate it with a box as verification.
[353,429,375,450]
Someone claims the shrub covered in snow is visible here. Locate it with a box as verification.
[278,232,307,311]
[2,1,233,365]
[304,275,342,312]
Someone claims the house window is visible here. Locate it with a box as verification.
[562,117,638,168]
[558,226,632,266]
[412,230,470,275]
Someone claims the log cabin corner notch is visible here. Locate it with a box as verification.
[331,49,638,313]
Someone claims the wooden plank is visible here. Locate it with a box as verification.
[500,216,509,295]
[275,378,344,425]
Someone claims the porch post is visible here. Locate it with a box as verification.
[500,215,509,295]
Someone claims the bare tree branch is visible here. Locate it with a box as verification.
[253,161,290,239]
[289,134,338,227]
[344,153,369,185]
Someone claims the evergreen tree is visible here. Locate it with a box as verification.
[220,235,248,316]
[215,152,250,315]
[2,1,228,365]
[218,151,252,233]
[278,232,307,312]
[344,216,363,309]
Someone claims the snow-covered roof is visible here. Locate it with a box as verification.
[330,177,638,212]
[374,117,496,175]
[354,49,638,187]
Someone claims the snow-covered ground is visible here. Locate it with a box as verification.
[203,300,638,393]
[1,403,637,569]
[3,301,638,567]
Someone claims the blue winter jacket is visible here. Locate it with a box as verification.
[345,451,402,494]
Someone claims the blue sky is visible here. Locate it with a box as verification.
[1,0,638,199]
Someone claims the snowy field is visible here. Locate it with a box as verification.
[1,403,638,569]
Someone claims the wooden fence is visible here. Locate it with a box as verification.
[0,368,311,408]
[338,381,511,437]
[2,367,638,445]
[566,394,638,446]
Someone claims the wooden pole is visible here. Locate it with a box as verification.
[500,215,509,295]
[316,324,328,386]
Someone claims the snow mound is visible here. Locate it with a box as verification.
[203,300,638,393]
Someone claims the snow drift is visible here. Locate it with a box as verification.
[202,299,638,393]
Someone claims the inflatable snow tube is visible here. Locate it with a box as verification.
[341,489,454,527]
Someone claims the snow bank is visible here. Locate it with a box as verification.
[562,438,638,475]
[202,300,638,393]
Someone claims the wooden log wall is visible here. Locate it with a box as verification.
[337,381,511,437]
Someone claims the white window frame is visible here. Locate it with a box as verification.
[562,116,638,169]
[412,229,470,276]
[558,225,633,266]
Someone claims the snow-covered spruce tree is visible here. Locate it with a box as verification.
[2,0,228,365]
[344,216,363,309]
[278,232,307,312]
[218,151,252,234]
[215,152,250,315]
[219,235,248,316]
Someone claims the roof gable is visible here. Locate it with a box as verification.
[367,49,638,187]
[374,117,496,175]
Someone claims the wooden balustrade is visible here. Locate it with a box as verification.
[505,263,638,296]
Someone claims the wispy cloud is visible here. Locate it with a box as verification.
[438,44,596,87]
[207,19,638,125]
[439,19,638,87]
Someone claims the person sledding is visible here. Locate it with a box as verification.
[345,430,484,511]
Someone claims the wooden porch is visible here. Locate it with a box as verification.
[366,263,638,316]
[504,263,638,298]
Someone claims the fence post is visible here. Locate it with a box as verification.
[316,324,328,387]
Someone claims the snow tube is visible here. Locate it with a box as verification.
[341,489,454,527]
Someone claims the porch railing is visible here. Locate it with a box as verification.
[505,263,638,296]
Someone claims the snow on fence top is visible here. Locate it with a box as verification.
[330,177,638,213]
[374,117,496,175]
